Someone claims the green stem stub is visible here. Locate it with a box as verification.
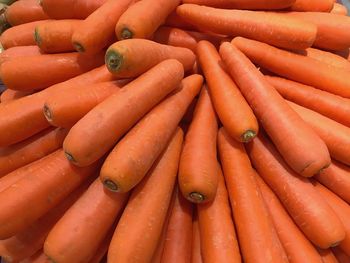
[105,50,123,73]
[189,192,205,203]
[43,104,52,122]
[34,28,41,46]
[121,28,133,39]
[73,42,85,53]
[103,179,119,192]
[64,151,76,163]
[241,130,257,143]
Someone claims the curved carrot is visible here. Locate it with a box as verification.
[218,128,288,263]
[331,3,348,15]
[176,4,317,50]
[290,0,333,11]
[220,42,330,177]
[182,0,295,9]
[317,248,339,263]
[100,75,202,193]
[63,60,184,167]
[191,213,203,263]
[332,247,350,263]
[246,133,345,249]
[197,40,258,143]
[0,45,42,66]
[105,39,195,78]
[107,129,183,263]
[0,89,33,103]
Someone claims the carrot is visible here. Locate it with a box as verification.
[317,248,339,263]
[218,128,288,263]
[176,4,317,50]
[0,45,42,66]
[181,0,296,9]
[35,20,83,53]
[63,60,184,167]
[197,165,242,263]
[0,51,105,91]
[164,11,198,31]
[331,3,348,15]
[4,0,49,26]
[290,0,333,11]
[197,40,258,143]
[87,226,115,263]
[246,133,345,249]
[107,129,183,263]
[0,127,68,177]
[332,247,350,263]
[0,20,48,49]
[44,178,129,263]
[220,41,330,177]
[0,149,100,239]
[191,212,203,263]
[256,174,323,263]
[22,250,50,263]
[100,75,202,193]
[0,89,33,103]
[105,39,195,78]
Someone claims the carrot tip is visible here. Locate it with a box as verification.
[241,130,257,143]
[34,28,42,46]
[43,104,53,122]
[103,179,119,192]
[189,192,205,203]
[105,50,123,72]
[64,151,76,163]
[73,42,85,53]
[120,28,133,40]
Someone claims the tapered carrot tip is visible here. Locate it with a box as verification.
[241,130,257,143]
[189,192,205,203]
[34,28,42,46]
[120,28,133,39]
[103,179,120,192]
[43,104,53,122]
[64,151,76,163]
[105,50,123,72]
[73,42,85,53]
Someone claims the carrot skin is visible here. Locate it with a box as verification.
[330,3,348,15]
[182,0,296,9]
[0,46,42,66]
[332,247,350,262]
[316,248,339,263]
[290,0,333,11]
[191,212,203,263]
[0,89,34,103]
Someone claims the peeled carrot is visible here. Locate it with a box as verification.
[220,41,330,177]
[218,128,288,263]
[44,178,129,263]
[0,127,68,176]
[63,60,184,167]
[332,247,350,262]
[176,4,317,50]
[246,133,345,249]
[0,149,100,239]
[0,89,33,103]
[107,129,183,263]
[105,39,195,78]
[182,0,296,9]
[331,3,348,15]
[100,75,202,193]
[290,0,333,11]
[317,248,339,263]
[164,11,198,31]
[191,213,203,263]
[35,20,83,53]
[0,52,105,91]
[0,45,42,66]
[197,40,258,143]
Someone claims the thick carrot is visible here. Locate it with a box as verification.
[0,51,105,91]
[105,39,195,78]
[0,149,100,239]
[256,174,323,263]
[181,0,296,9]
[317,248,339,263]
[218,128,288,263]
[0,45,42,66]
[100,75,202,193]
[164,11,198,31]
[198,165,242,263]
[0,89,33,103]
[0,127,68,176]
[246,133,345,248]
[176,4,317,50]
[35,20,83,53]
[197,40,258,143]
[290,0,333,11]
[63,60,184,167]
[192,213,203,263]
[220,42,330,177]
[107,129,183,263]
[4,0,49,26]
[331,3,348,15]
[332,247,350,262]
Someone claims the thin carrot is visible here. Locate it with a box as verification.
[246,133,345,249]
[191,212,203,263]
[0,149,100,239]
[316,248,339,263]
[0,51,105,91]
[35,20,83,53]
[107,129,183,263]
[164,11,198,31]
[0,89,33,103]
[63,59,184,167]
[181,0,296,9]
[290,0,333,11]
[332,247,350,263]
[0,46,42,66]
[220,41,330,177]
[176,4,317,50]
[100,75,202,193]
[105,39,195,78]
[218,128,288,263]
[197,40,258,143]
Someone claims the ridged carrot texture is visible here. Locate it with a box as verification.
[176,4,317,50]
[332,247,350,263]
[192,213,203,263]
[0,127,68,177]
[71,0,133,54]
[255,174,323,263]
[107,129,183,263]
[197,165,242,263]
[100,75,202,193]
[44,178,129,263]
[34,20,83,53]
[331,3,348,15]
[290,0,333,11]
[0,149,100,239]
[246,134,345,249]
[182,0,296,9]
[0,89,33,103]
[197,40,258,143]
[63,59,184,167]
[218,128,288,263]
[220,42,330,177]
[317,249,339,263]
[0,45,42,66]
[105,39,195,78]
[4,0,49,26]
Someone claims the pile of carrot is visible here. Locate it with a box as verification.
[0,0,350,262]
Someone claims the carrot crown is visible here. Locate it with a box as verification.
[73,42,85,53]
[34,28,42,46]
[120,28,133,40]
[105,49,124,72]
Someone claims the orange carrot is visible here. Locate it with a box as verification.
[164,11,198,31]
[176,4,317,50]
[100,75,202,193]
[0,52,105,91]
[0,127,68,177]
[22,250,50,263]
[35,20,83,53]
[0,149,100,239]
[331,3,348,15]
[105,39,195,78]
[317,248,339,263]
[197,40,258,143]
[87,226,115,263]
[182,0,296,9]
[107,129,183,263]
[332,247,350,262]
[220,41,330,177]
[290,0,333,11]
[0,46,42,66]
[0,89,34,103]
[246,133,345,248]
[191,212,203,263]
[218,128,288,263]
[266,76,350,127]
